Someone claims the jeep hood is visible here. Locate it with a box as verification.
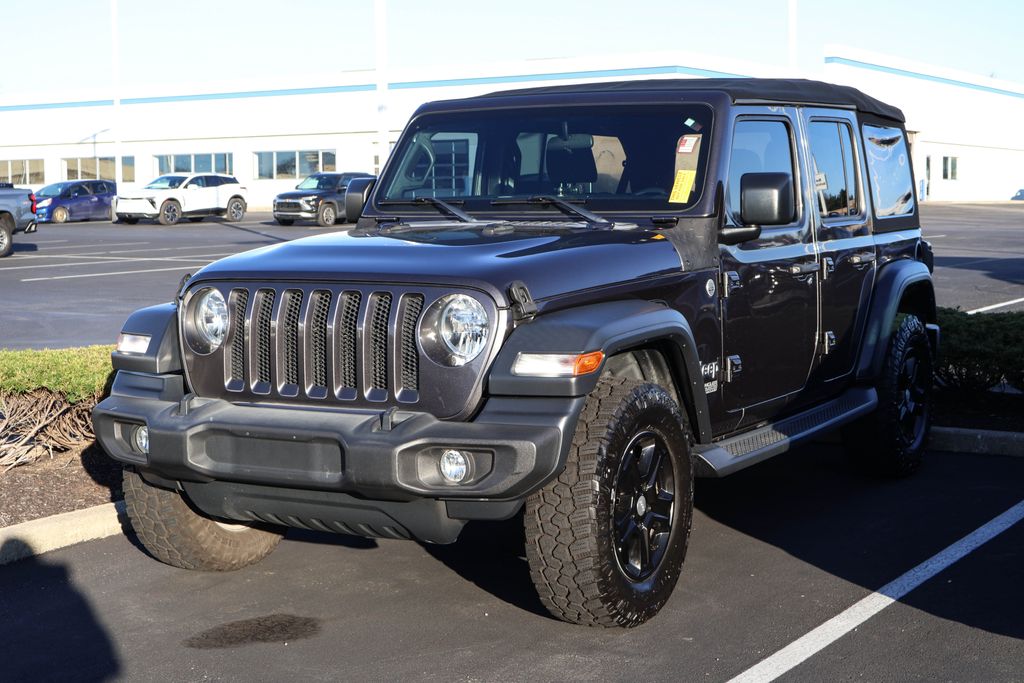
[190,222,684,305]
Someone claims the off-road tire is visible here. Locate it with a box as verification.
[158,200,181,225]
[524,376,694,627]
[53,206,69,224]
[0,218,12,257]
[225,197,246,222]
[317,202,337,227]
[845,314,933,476]
[275,217,295,226]
[123,468,284,571]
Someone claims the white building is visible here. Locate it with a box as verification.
[1,48,1021,207]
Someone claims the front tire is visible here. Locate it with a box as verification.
[225,197,246,222]
[52,206,69,224]
[524,376,694,627]
[158,200,181,225]
[845,314,933,476]
[316,202,337,227]
[123,468,283,571]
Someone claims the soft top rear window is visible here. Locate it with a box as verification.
[862,124,914,219]
[375,104,713,216]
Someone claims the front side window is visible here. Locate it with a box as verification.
[145,175,187,189]
[807,121,860,219]
[727,119,796,221]
[374,105,713,214]
[863,124,914,218]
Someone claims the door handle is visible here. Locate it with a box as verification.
[787,262,821,275]
[851,251,876,265]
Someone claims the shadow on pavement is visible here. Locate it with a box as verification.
[934,255,1024,286]
[423,514,552,620]
[0,538,120,681]
[694,445,1024,639]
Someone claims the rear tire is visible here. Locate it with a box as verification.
[52,206,69,224]
[316,202,337,227]
[524,376,694,627]
[844,315,933,476]
[158,200,181,225]
[225,197,246,222]
[0,218,12,257]
[123,468,284,571]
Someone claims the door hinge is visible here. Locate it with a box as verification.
[821,256,835,280]
[508,280,537,322]
[724,355,743,382]
[721,271,741,298]
[822,330,837,355]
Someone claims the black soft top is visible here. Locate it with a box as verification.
[474,78,904,123]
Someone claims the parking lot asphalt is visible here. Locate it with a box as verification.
[0,203,1021,350]
[1,444,1021,682]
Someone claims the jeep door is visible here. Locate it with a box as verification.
[719,110,819,423]
[801,110,875,385]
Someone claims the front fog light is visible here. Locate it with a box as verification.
[132,425,149,454]
[439,449,469,483]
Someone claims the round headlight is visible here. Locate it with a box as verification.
[191,288,228,352]
[439,294,489,366]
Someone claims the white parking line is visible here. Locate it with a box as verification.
[26,241,149,251]
[0,253,237,272]
[967,297,1024,314]
[21,264,209,282]
[727,499,1024,683]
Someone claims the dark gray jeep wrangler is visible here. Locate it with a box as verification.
[94,79,938,627]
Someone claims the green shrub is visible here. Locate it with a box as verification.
[935,307,1024,392]
[0,346,114,403]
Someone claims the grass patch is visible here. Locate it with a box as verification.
[0,346,114,403]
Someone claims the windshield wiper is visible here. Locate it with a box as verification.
[489,195,613,228]
[379,197,479,223]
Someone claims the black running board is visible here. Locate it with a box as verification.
[693,387,877,477]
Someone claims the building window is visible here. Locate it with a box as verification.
[942,156,958,180]
[63,157,115,181]
[255,150,336,179]
[155,153,233,176]
[122,156,135,183]
[0,159,44,184]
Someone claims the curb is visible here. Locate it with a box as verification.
[930,426,1024,457]
[0,500,127,567]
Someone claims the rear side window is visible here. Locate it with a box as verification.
[862,124,914,218]
[205,175,222,187]
[807,121,859,219]
[728,119,796,220]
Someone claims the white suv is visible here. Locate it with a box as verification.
[115,173,247,225]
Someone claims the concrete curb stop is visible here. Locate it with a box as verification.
[930,426,1024,457]
[0,500,128,566]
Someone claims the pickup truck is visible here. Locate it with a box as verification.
[0,183,37,257]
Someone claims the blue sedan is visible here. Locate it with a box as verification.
[35,180,117,223]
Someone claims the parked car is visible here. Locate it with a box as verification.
[35,180,117,224]
[115,173,246,225]
[0,182,36,257]
[95,79,938,628]
[273,172,374,227]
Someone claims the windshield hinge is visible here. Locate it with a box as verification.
[508,280,537,322]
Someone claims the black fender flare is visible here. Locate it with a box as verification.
[855,259,936,381]
[112,302,182,374]
[488,300,712,442]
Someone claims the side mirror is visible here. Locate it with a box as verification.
[344,176,376,223]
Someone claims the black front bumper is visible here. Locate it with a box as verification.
[94,371,583,543]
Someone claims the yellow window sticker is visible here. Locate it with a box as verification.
[669,169,696,204]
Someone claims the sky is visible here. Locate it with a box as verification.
[2,0,1022,98]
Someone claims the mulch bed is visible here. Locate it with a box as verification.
[0,443,122,528]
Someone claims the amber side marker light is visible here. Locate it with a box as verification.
[512,351,605,377]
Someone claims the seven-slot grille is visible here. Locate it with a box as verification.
[220,285,425,404]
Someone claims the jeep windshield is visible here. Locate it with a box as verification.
[145,175,187,189]
[374,104,713,218]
